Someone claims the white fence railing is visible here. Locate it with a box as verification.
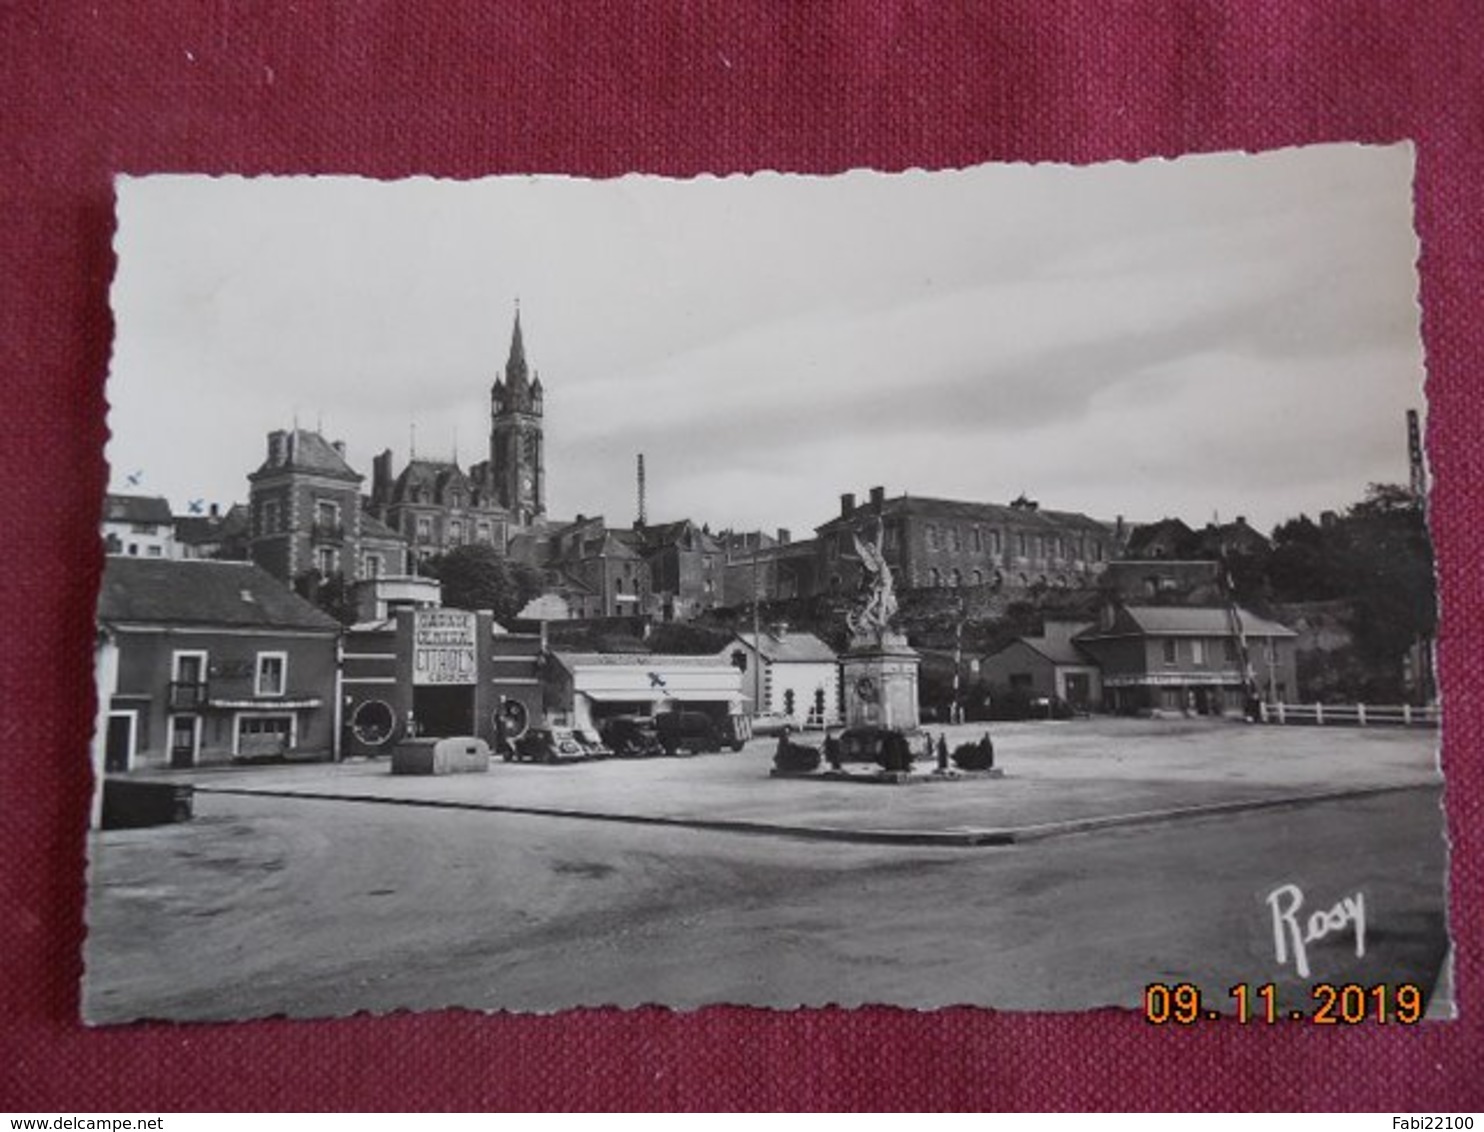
[1258,701,1439,728]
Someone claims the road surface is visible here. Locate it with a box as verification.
[83,785,1448,1023]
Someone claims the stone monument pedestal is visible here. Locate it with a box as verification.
[841,631,921,732]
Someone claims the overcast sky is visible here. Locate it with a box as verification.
[108,145,1424,537]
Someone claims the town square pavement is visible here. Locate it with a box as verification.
[133,716,1444,840]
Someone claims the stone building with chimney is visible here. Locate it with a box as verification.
[813,486,1116,596]
[247,427,371,584]
[365,306,547,563]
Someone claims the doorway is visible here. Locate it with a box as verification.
[412,685,475,738]
[169,714,200,768]
[1063,673,1090,710]
[105,711,136,773]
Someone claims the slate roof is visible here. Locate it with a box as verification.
[102,494,173,525]
[638,519,722,553]
[1018,635,1097,666]
[252,429,360,480]
[98,559,340,632]
[1123,517,1197,557]
[734,630,837,663]
[505,531,544,565]
[172,504,249,548]
[171,515,220,545]
[358,511,407,543]
[554,652,736,669]
[817,494,1110,535]
[1079,605,1295,639]
[391,459,473,504]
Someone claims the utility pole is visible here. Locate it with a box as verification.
[951,593,966,724]
[752,538,762,719]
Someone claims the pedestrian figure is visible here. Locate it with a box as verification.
[823,728,843,771]
[936,733,949,770]
[979,730,995,769]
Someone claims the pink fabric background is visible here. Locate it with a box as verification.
[2,2,1480,1111]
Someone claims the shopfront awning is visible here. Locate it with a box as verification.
[580,689,667,703]
[208,698,324,710]
[664,691,750,705]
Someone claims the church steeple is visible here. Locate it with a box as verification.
[488,300,545,522]
[505,302,528,392]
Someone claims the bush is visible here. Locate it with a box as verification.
[773,740,822,774]
[876,731,915,772]
[952,736,995,771]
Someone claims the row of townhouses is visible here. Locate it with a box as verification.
[94,551,1297,774]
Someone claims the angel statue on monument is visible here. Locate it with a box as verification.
[846,518,898,642]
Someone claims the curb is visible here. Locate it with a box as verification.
[191,780,1437,848]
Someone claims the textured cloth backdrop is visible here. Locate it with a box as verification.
[1,1,1480,1111]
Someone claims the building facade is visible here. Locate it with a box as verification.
[247,428,370,584]
[544,651,747,734]
[1074,603,1298,716]
[813,487,1115,595]
[979,619,1102,711]
[101,494,179,559]
[633,519,724,621]
[724,628,840,727]
[340,607,544,759]
[94,559,341,772]
[719,529,818,607]
[536,516,651,618]
[369,455,506,568]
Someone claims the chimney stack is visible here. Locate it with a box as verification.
[209,503,220,519]
[267,430,287,467]
[869,485,885,510]
[372,449,393,508]
[840,492,856,518]
[777,528,791,545]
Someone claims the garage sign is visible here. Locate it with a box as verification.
[412,609,477,685]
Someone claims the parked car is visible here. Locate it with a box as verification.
[600,715,665,758]
[573,728,612,758]
[509,726,588,764]
[654,710,724,756]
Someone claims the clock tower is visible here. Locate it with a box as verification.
[489,305,545,523]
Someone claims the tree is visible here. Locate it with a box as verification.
[1332,484,1435,698]
[292,569,358,626]
[423,545,544,621]
[646,622,733,655]
[1261,484,1435,702]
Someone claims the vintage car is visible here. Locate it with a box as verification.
[508,726,589,764]
[599,715,665,758]
[572,728,613,759]
[654,709,724,756]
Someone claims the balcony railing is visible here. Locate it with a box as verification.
[167,681,209,710]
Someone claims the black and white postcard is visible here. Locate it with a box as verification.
[86,145,1449,1025]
